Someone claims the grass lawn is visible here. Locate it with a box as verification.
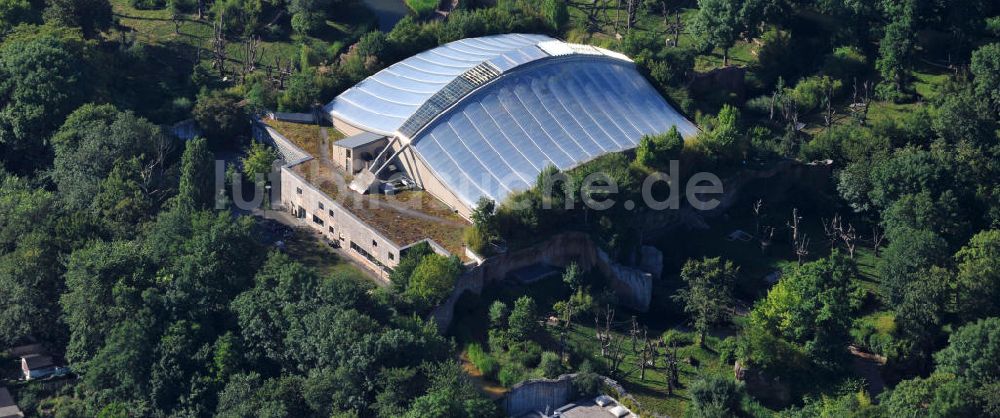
[109,0,376,76]
[264,119,330,156]
[450,274,740,417]
[557,323,733,417]
[405,0,438,16]
[283,225,366,279]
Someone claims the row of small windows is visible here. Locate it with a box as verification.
[298,196,395,264]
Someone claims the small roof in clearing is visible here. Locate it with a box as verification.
[21,354,54,370]
[334,131,385,149]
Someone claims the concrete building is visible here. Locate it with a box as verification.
[0,387,23,418]
[266,34,695,273]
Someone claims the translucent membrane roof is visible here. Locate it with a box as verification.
[326,34,554,135]
[411,56,698,207]
[326,33,698,207]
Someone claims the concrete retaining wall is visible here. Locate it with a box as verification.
[503,374,577,417]
[269,111,317,124]
[501,374,651,418]
[253,121,311,163]
[431,232,655,330]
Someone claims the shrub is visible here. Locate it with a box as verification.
[405,0,438,17]
[688,376,746,417]
[662,329,695,347]
[464,224,489,255]
[572,360,601,397]
[744,94,773,116]
[498,363,526,387]
[131,0,165,9]
[822,46,868,82]
[539,351,562,378]
[718,336,738,364]
[467,343,498,378]
[790,76,842,113]
[488,328,510,354]
[508,340,542,368]
[488,301,508,329]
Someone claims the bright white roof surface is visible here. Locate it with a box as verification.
[327,34,553,135]
[326,34,698,208]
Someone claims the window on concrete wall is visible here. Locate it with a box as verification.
[328,226,335,234]
[312,215,324,226]
[372,240,378,247]
[328,209,334,217]
[389,253,395,260]
[318,202,324,209]
[296,187,302,194]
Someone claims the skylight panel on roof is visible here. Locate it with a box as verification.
[536,40,574,56]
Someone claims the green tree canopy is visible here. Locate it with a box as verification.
[508,295,538,341]
[674,257,737,346]
[636,126,684,169]
[193,89,249,149]
[241,140,277,184]
[405,253,461,308]
[51,103,173,211]
[177,137,216,211]
[878,227,949,305]
[933,317,1000,383]
[43,0,112,38]
[971,43,1000,115]
[878,372,985,417]
[954,230,1000,320]
[691,0,768,66]
[0,0,37,36]
[0,27,88,172]
[749,253,859,366]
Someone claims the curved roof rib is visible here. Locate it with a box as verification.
[326,34,552,135]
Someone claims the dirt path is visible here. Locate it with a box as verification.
[849,345,886,397]
[460,351,508,400]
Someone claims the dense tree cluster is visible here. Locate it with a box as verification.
[1,0,999,416]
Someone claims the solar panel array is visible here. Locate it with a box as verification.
[411,56,699,208]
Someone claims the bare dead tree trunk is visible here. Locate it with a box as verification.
[872,224,885,257]
[626,0,637,31]
[638,328,650,381]
[212,16,227,77]
[664,340,679,394]
[843,222,857,258]
[796,234,810,265]
[608,333,627,378]
[630,316,638,353]
[674,13,681,47]
[824,82,835,127]
[826,214,859,258]
[788,208,802,251]
[241,35,262,82]
[760,225,774,255]
[753,199,763,236]
[822,217,838,249]
[615,0,622,34]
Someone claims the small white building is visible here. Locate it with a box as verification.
[20,354,56,380]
